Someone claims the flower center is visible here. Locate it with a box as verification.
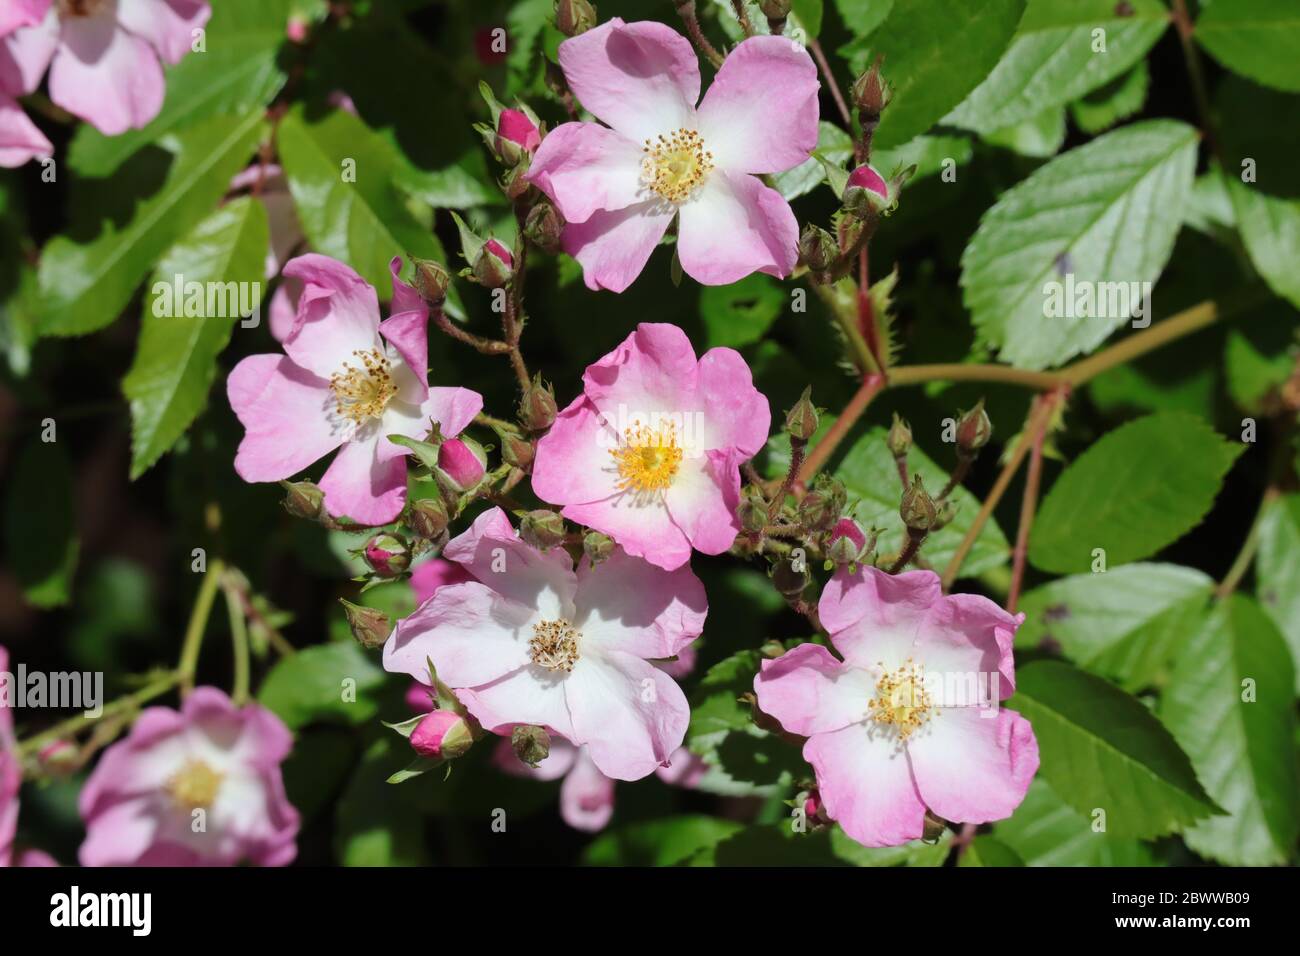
[330,349,397,424]
[57,0,108,16]
[868,658,933,740]
[641,129,713,204]
[611,421,683,500]
[529,619,581,672]
[166,759,223,810]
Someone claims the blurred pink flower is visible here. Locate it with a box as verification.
[385,507,706,780]
[227,254,483,525]
[1,0,212,135]
[526,18,819,291]
[78,687,299,866]
[0,4,50,167]
[532,323,769,570]
[0,645,20,867]
[754,567,1038,848]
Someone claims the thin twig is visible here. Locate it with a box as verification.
[673,1,724,67]
[797,375,886,482]
[808,37,852,128]
[1006,395,1056,613]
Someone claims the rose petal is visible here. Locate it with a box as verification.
[676,170,799,285]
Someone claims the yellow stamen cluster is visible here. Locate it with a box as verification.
[166,759,224,810]
[641,129,713,204]
[529,619,581,672]
[58,0,107,16]
[611,421,683,499]
[868,658,933,740]
[330,349,397,424]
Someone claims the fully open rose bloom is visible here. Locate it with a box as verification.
[1,0,211,135]
[754,567,1038,847]
[532,323,769,571]
[384,507,707,780]
[79,687,299,866]
[526,18,819,292]
[227,254,483,525]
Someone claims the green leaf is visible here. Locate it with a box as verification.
[1014,563,1214,691]
[1028,412,1243,572]
[693,823,848,866]
[1224,324,1298,414]
[4,439,78,608]
[1069,60,1150,135]
[833,426,1011,576]
[122,197,269,479]
[844,0,1024,150]
[1159,596,1299,865]
[334,736,428,866]
[961,120,1198,370]
[772,121,854,201]
[791,0,824,38]
[946,0,1168,133]
[832,0,893,39]
[1254,493,1300,693]
[698,274,785,349]
[258,641,386,730]
[1196,0,1300,93]
[982,105,1066,159]
[37,112,266,338]
[994,779,1157,865]
[1008,659,1220,839]
[67,0,290,176]
[958,836,1024,867]
[583,816,746,866]
[829,827,952,867]
[276,105,454,301]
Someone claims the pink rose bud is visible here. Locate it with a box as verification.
[410,710,474,760]
[473,239,514,288]
[37,739,78,777]
[363,533,411,578]
[844,164,891,218]
[437,437,487,491]
[496,108,542,161]
[826,518,870,566]
[286,15,308,43]
[406,681,435,714]
[803,791,827,824]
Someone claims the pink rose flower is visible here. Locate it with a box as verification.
[227,254,483,525]
[532,322,770,570]
[0,0,49,36]
[0,645,20,867]
[525,18,819,292]
[494,739,705,833]
[411,558,473,604]
[384,506,707,780]
[0,5,51,167]
[2,0,212,136]
[753,567,1039,848]
[78,686,299,866]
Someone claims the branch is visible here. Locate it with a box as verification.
[797,374,885,482]
[1006,393,1057,612]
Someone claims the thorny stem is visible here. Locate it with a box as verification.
[433,309,511,355]
[797,374,886,483]
[504,236,532,391]
[938,455,973,501]
[812,281,880,377]
[1006,398,1054,613]
[730,0,755,36]
[673,1,724,68]
[809,37,852,128]
[941,394,1061,591]
[887,529,927,574]
[767,440,806,523]
[894,454,908,489]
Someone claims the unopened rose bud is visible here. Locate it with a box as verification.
[279,480,324,520]
[955,399,992,457]
[900,475,937,532]
[798,474,846,532]
[410,710,474,760]
[760,0,792,18]
[784,386,819,443]
[520,509,566,550]
[437,437,487,492]
[286,15,308,43]
[472,238,514,288]
[408,497,449,540]
[770,557,809,597]
[518,373,558,431]
[554,0,597,37]
[495,108,541,166]
[803,790,829,825]
[363,533,411,578]
[826,518,868,566]
[37,739,79,777]
[512,724,551,768]
[843,164,891,218]
[922,808,946,844]
[523,200,565,254]
[583,530,615,564]
[886,413,912,459]
[799,223,837,273]
[498,430,535,471]
[340,598,392,648]
[851,56,891,119]
[738,484,769,533]
[932,499,957,531]
[409,257,451,307]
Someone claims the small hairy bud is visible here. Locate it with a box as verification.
[851,56,891,119]
[738,484,769,533]
[900,475,938,532]
[409,257,451,307]
[519,373,558,431]
[363,534,411,578]
[583,531,615,564]
[797,474,846,532]
[798,223,837,273]
[759,0,792,18]
[784,386,819,443]
[554,0,597,37]
[886,413,912,459]
[407,497,449,540]
[770,558,809,597]
[520,509,567,550]
[279,480,324,520]
[523,200,565,254]
[956,399,992,457]
[340,599,392,649]
[512,724,551,768]
[472,238,514,288]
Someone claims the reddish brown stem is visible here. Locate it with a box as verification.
[809,37,852,129]
[797,375,885,483]
[1006,395,1055,613]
